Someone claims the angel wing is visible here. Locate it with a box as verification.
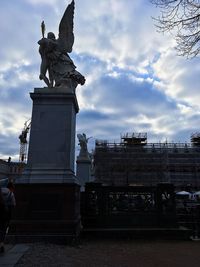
[58,0,75,53]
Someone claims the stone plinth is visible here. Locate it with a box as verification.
[76,156,91,191]
[18,87,79,184]
[10,183,81,243]
[13,86,81,241]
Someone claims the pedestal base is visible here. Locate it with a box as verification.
[76,157,91,191]
[11,86,81,242]
[10,183,81,243]
[23,87,79,184]
[17,168,79,184]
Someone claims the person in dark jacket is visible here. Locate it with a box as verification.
[0,182,16,253]
[0,187,7,253]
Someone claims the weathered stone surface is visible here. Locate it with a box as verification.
[10,183,81,242]
[76,157,91,191]
[17,87,79,184]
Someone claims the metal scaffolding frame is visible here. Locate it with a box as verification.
[94,133,200,189]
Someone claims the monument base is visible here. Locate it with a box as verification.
[21,87,79,184]
[76,157,91,191]
[10,86,81,242]
[17,168,79,184]
[10,183,81,243]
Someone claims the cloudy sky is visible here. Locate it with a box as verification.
[0,0,200,160]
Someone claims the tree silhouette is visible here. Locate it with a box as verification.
[151,0,200,58]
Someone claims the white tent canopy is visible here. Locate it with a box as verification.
[176,191,191,196]
[193,191,200,196]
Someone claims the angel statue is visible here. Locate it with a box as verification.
[38,0,85,88]
[77,133,91,157]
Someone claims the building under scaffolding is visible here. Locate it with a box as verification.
[94,132,200,188]
[0,158,25,181]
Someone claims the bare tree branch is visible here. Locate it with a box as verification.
[151,0,200,58]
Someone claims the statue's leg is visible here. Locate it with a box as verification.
[48,65,54,88]
[39,57,50,87]
[39,74,50,87]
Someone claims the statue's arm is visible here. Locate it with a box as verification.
[38,38,57,54]
[38,38,47,46]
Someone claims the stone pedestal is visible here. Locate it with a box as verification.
[18,87,79,184]
[11,183,80,243]
[76,156,91,191]
[13,86,81,242]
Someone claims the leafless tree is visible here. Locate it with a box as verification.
[151,0,200,58]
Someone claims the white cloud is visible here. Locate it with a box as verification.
[0,0,200,158]
[152,49,200,108]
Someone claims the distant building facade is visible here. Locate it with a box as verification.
[0,158,25,181]
[0,159,9,180]
[94,133,200,188]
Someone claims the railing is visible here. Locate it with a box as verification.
[121,132,147,139]
[95,140,195,149]
[176,200,200,238]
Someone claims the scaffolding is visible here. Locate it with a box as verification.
[19,120,31,163]
[191,132,200,146]
[121,132,147,146]
[94,133,200,189]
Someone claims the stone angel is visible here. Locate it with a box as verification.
[77,133,91,157]
[38,0,85,88]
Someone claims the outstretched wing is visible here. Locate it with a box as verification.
[58,0,75,53]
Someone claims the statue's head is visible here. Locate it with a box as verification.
[47,32,56,40]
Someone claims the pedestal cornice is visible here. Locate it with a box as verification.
[30,87,79,113]
[76,156,91,163]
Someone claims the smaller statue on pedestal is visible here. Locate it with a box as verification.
[38,0,85,88]
[77,133,91,158]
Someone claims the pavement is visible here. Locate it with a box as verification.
[0,240,200,267]
[0,244,29,267]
